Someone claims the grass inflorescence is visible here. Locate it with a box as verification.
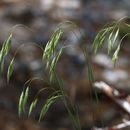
[1,18,130,130]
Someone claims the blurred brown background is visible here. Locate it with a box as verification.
[0,0,130,130]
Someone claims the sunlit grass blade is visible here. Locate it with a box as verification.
[28,87,56,117]
[50,47,63,72]
[22,86,29,113]
[18,91,24,116]
[92,30,103,54]
[92,27,113,54]
[28,87,57,117]
[42,28,64,83]
[18,86,29,116]
[0,33,12,72]
[112,43,121,65]
[7,58,14,83]
[49,47,63,82]
[28,98,38,117]
[112,27,119,46]
[38,94,63,122]
[108,31,113,55]
[112,32,130,65]
[43,29,63,65]
[108,27,119,55]
[92,22,121,66]
[4,33,12,55]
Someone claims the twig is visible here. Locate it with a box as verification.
[92,119,130,130]
[94,81,130,116]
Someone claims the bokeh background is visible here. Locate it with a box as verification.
[0,0,130,130]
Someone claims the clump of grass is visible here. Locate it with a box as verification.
[1,18,130,130]
[4,23,82,130]
[92,17,130,65]
[0,33,12,73]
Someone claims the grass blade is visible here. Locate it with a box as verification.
[0,33,12,72]
[108,27,119,55]
[43,29,63,69]
[18,86,29,116]
[112,27,119,46]
[18,91,24,116]
[22,87,29,112]
[38,95,63,121]
[112,44,120,65]
[7,58,14,83]
[28,98,38,117]
[49,47,63,82]
[4,33,12,55]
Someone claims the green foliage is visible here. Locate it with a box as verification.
[28,98,38,117]
[42,28,64,82]
[38,94,63,121]
[8,25,81,130]
[92,17,130,64]
[18,86,29,116]
[0,33,12,72]
[2,18,130,130]
[7,57,14,83]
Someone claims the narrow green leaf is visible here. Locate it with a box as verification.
[108,28,119,56]
[108,31,113,55]
[92,27,113,54]
[18,91,24,116]
[49,47,63,73]
[112,28,119,46]
[38,95,62,121]
[28,98,38,117]
[112,43,121,64]
[43,29,63,70]
[22,86,29,113]
[0,33,12,72]
[92,31,102,54]
[7,58,14,83]
[4,33,12,55]
[18,86,29,116]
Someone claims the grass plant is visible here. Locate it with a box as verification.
[0,18,130,129]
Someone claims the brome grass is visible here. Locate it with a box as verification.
[1,18,130,129]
